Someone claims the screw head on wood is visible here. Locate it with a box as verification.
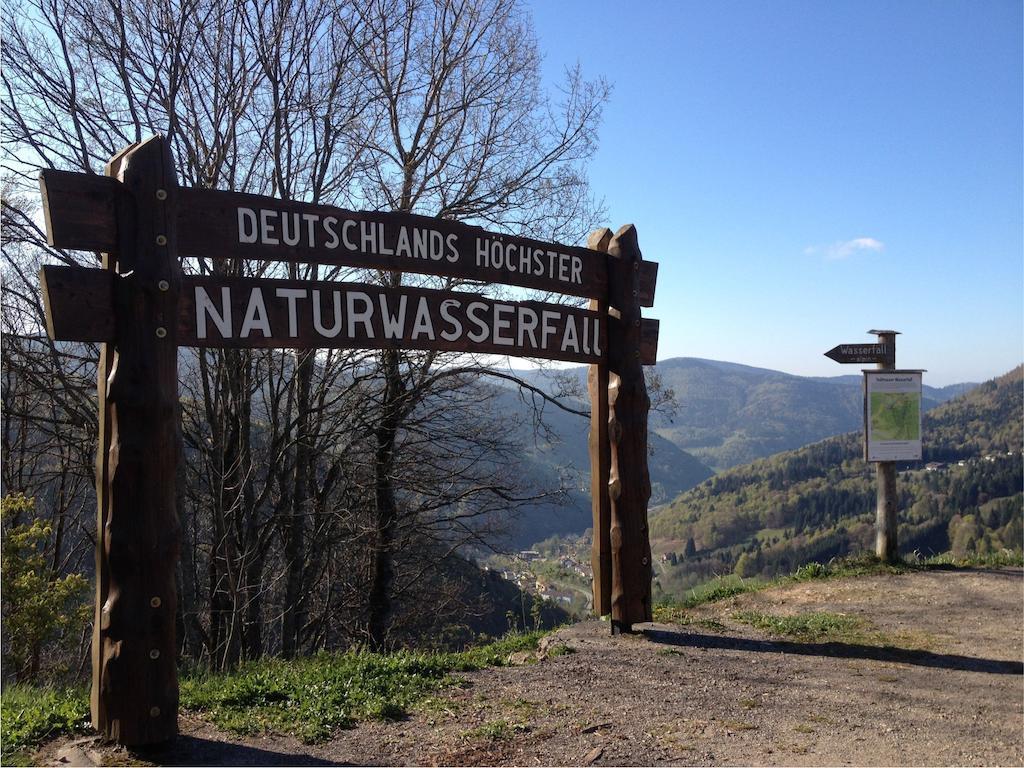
[158,280,170,291]
[156,234,168,246]
[155,327,167,338]
[150,596,162,608]
[641,556,649,566]
[149,649,161,660]
[150,706,161,718]
[155,189,168,201]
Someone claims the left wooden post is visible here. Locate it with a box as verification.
[93,136,181,744]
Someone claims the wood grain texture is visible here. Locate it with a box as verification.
[605,224,653,632]
[873,331,899,563]
[38,170,121,253]
[40,265,114,341]
[587,227,612,617]
[639,318,659,366]
[93,136,181,745]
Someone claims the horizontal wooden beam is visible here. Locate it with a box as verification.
[40,265,115,341]
[640,318,659,366]
[176,187,611,300]
[609,258,657,309]
[39,267,609,364]
[39,170,121,253]
[38,170,662,307]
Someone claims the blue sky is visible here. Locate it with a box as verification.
[528,0,1023,386]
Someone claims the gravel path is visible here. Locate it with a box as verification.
[44,567,1023,766]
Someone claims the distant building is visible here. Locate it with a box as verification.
[519,550,541,561]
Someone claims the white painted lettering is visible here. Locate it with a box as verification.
[430,230,444,261]
[195,286,232,339]
[440,299,463,341]
[341,220,356,250]
[492,304,514,346]
[312,290,342,337]
[238,208,258,244]
[560,315,579,353]
[378,223,393,255]
[240,288,271,337]
[302,213,319,247]
[517,307,538,347]
[360,221,376,252]
[378,294,407,339]
[323,217,340,249]
[346,291,374,338]
[259,209,279,245]
[445,233,458,262]
[541,310,559,349]
[395,226,412,258]
[466,301,490,342]
[410,297,435,340]
[275,288,307,337]
[414,228,430,259]
[571,255,582,284]
[281,212,301,246]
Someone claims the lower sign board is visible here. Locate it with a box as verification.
[863,370,923,462]
[40,266,608,364]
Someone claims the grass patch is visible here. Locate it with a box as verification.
[733,610,868,643]
[654,550,1023,628]
[919,550,1024,568]
[721,718,757,731]
[463,718,529,741]
[0,685,89,765]
[180,630,546,743]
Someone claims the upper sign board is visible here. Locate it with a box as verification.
[863,370,923,462]
[38,171,658,306]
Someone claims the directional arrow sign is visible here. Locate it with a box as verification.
[824,343,892,364]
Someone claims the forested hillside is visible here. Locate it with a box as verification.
[649,366,1023,598]
[518,358,972,472]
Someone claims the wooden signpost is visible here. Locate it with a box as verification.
[824,330,913,563]
[39,136,660,745]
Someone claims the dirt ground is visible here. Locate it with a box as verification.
[42,567,1023,767]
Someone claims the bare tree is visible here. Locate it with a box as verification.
[2,0,609,665]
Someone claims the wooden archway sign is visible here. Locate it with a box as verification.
[39,136,659,744]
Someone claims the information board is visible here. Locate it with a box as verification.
[864,370,923,462]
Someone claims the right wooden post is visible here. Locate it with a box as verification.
[605,224,653,633]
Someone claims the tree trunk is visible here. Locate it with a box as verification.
[367,344,404,650]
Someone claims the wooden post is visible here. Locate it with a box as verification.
[587,228,613,617]
[605,225,653,633]
[93,136,181,744]
[872,329,899,563]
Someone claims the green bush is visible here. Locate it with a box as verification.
[1,495,89,682]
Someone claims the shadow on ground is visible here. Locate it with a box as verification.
[132,735,351,766]
[643,628,1024,675]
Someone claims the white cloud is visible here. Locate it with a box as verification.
[806,237,885,260]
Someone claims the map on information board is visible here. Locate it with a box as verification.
[864,371,923,462]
